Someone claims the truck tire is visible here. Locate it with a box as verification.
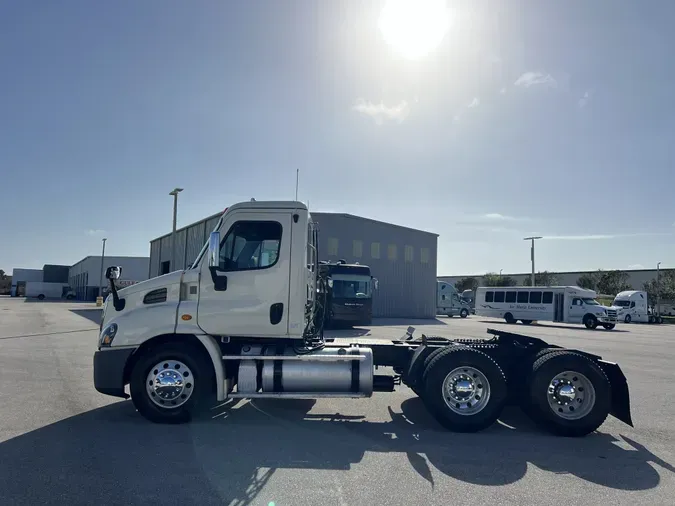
[583,314,598,329]
[460,308,469,318]
[130,343,213,424]
[525,351,610,437]
[37,294,45,300]
[624,314,631,324]
[602,323,615,330]
[422,347,507,433]
[504,313,516,324]
[520,319,533,325]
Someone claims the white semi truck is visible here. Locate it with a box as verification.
[437,281,471,318]
[94,200,633,437]
[611,290,666,324]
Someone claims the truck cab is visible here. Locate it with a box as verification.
[611,290,649,323]
[437,281,471,318]
[319,261,377,327]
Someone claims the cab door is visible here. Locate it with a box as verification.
[197,211,292,337]
[567,297,585,323]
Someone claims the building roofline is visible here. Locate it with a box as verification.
[311,212,439,237]
[150,209,439,243]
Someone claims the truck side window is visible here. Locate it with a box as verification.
[219,221,282,271]
[505,291,516,303]
[494,291,505,303]
[529,291,542,304]
[485,291,494,302]
[517,291,528,303]
[542,291,553,304]
[630,301,635,308]
[572,298,582,306]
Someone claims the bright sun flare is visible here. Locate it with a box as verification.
[378,0,451,60]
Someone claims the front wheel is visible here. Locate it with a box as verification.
[37,294,45,300]
[624,314,632,324]
[422,347,507,433]
[525,351,610,437]
[130,344,213,424]
[602,323,615,330]
[459,308,469,318]
[504,313,516,324]
[521,319,533,325]
[584,315,598,329]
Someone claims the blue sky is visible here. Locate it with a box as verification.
[1,0,673,276]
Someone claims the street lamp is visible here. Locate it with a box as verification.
[98,238,107,299]
[169,188,184,271]
[523,236,543,286]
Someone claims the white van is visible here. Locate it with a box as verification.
[437,281,471,318]
[611,291,649,323]
[475,286,618,330]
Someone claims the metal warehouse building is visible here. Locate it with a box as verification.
[69,256,150,301]
[149,209,438,318]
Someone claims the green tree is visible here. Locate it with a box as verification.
[576,271,599,290]
[596,270,632,295]
[455,277,479,293]
[643,271,675,304]
[482,272,517,287]
[522,271,559,286]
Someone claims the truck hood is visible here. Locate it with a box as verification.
[117,271,183,297]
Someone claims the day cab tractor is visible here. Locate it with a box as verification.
[94,200,633,437]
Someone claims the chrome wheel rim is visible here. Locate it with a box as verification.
[442,366,491,415]
[146,360,194,409]
[547,370,595,420]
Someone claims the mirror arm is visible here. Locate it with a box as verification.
[109,278,125,311]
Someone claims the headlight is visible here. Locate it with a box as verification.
[99,323,118,347]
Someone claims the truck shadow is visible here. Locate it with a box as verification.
[69,308,103,325]
[476,320,630,333]
[0,397,671,505]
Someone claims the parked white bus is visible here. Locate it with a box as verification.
[475,286,618,330]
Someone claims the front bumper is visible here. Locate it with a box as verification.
[93,347,135,398]
[599,315,618,323]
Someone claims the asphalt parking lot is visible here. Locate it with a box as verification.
[1,297,674,505]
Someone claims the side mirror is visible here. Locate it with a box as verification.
[106,266,122,280]
[327,279,334,288]
[208,231,220,268]
[372,277,379,290]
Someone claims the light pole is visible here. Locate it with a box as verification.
[523,236,542,286]
[98,237,107,298]
[657,262,661,318]
[169,188,184,271]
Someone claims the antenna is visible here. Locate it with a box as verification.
[295,168,299,201]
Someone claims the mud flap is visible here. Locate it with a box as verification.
[598,359,633,427]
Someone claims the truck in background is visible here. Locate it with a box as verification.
[319,261,377,327]
[611,290,666,324]
[475,286,618,330]
[25,282,76,300]
[437,281,471,318]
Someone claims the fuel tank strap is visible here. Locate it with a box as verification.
[350,347,360,392]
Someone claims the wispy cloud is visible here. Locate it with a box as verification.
[578,89,593,108]
[499,87,507,95]
[514,71,558,89]
[628,264,645,270]
[544,232,671,241]
[482,213,529,222]
[467,97,480,108]
[86,229,106,236]
[352,99,410,125]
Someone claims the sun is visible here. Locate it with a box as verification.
[378,0,451,60]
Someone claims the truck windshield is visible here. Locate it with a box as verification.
[583,298,600,305]
[332,276,371,299]
[612,300,631,307]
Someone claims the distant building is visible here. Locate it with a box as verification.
[148,208,439,318]
[10,268,43,296]
[438,268,673,292]
[69,256,150,301]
